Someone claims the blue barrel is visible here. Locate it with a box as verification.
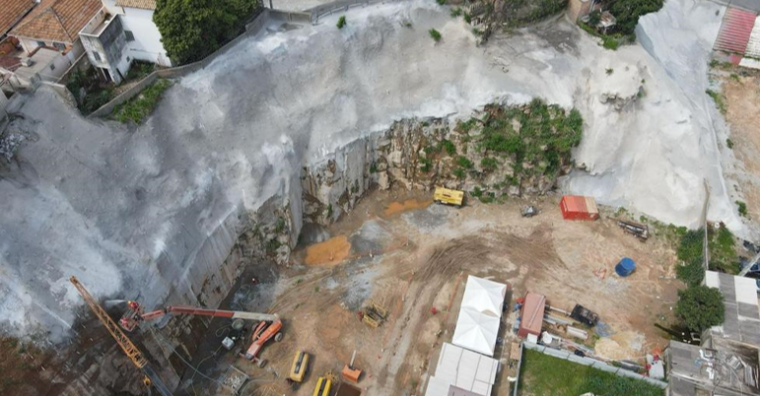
[615,257,636,277]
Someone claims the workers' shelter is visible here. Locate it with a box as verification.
[424,342,500,396]
[559,195,599,220]
[518,292,545,339]
[451,276,507,357]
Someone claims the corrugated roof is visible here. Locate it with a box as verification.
[0,55,23,72]
[714,7,756,54]
[0,0,36,37]
[11,0,101,43]
[114,0,156,10]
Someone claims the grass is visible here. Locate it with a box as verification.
[706,89,726,114]
[439,139,456,155]
[113,78,172,124]
[519,349,664,396]
[337,15,346,29]
[602,35,620,50]
[450,7,462,17]
[429,28,442,42]
[481,157,498,172]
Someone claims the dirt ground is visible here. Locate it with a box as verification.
[722,71,760,220]
[207,187,680,396]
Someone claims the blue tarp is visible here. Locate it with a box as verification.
[615,257,636,277]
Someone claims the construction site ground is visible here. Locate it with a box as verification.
[191,187,682,396]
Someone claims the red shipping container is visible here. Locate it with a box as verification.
[519,292,546,339]
[560,195,599,221]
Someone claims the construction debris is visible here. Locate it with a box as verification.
[361,302,388,328]
[617,219,649,241]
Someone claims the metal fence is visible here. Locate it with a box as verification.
[310,0,406,24]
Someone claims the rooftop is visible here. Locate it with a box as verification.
[11,0,102,43]
[668,340,760,396]
[705,271,760,345]
[0,0,36,37]
[114,0,156,10]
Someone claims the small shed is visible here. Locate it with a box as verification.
[560,195,599,220]
[615,257,636,277]
[519,293,546,339]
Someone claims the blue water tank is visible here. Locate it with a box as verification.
[615,257,636,277]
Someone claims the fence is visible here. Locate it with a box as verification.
[310,0,405,24]
[516,342,668,392]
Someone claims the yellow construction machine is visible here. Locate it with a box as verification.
[361,302,388,328]
[434,187,464,207]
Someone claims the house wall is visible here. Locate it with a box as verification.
[120,8,172,67]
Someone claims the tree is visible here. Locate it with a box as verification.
[676,285,724,333]
[676,260,704,287]
[154,0,258,65]
[607,0,664,35]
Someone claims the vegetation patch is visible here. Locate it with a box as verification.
[429,29,442,42]
[519,349,664,396]
[476,99,582,183]
[66,67,115,115]
[112,79,173,124]
[337,16,347,29]
[706,89,726,114]
[675,285,725,333]
[736,200,748,218]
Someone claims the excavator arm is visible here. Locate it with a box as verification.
[69,277,174,396]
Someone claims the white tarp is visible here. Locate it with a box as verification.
[424,343,500,396]
[460,276,507,317]
[451,276,507,356]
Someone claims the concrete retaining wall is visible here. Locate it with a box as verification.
[522,342,668,389]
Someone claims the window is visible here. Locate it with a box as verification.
[93,52,101,61]
[36,41,45,47]
[124,30,135,42]
[53,42,66,51]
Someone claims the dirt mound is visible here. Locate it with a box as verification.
[304,235,351,266]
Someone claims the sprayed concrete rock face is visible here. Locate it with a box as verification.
[0,0,742,340]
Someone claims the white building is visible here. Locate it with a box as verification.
[451,276,508,357]
[79,0,171,83]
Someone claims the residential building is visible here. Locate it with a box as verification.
[78,0,171,83]
[0,0,37,40]
[10,0,101,60]
[666,271,760,396]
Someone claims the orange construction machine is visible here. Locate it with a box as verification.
[119,302,278,332]
[243,318,284,367]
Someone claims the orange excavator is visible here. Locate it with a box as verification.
[120,301,284,367]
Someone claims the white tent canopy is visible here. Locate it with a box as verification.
[424,343,500,396]
[451,276,507,357]
[460,276,507,317]
[452,307,501,356]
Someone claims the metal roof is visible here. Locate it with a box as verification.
[705,271,760,345]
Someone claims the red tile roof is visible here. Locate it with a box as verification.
[11,0,102,44]
[115,0,156,10]
[0,55,22,72]
[0,0,36,37]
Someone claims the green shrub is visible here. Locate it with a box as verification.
[677,229,704,264]
[736,200,748,217]
[605,68,614,75]
[429,29,442,42]
[609,0,664,36]
[481,157,498,172]
[436,0,446,4]
[420,157,433,173]
[113,79,172,124]
[456,156,473,168]
[676,285,725,333]
[726,138,734,149]
[471,186,483,197]
[464,12,471,24]
[337,15,346,29]
[676,260,704,287]
[439,139,456,155]
[588,10,601,26]
[450,7,462,17]
[706,89,726,114]
[602,36,619,50]
[453,167,466,179]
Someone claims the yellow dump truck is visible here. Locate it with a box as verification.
[289,351,309,383]
[312,377,332,396]
[434,187,464,207]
